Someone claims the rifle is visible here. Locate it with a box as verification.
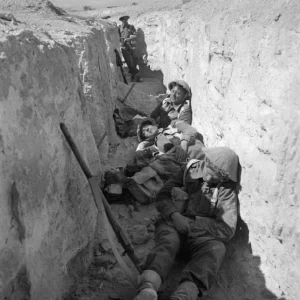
[60,123,142,286]
[120,82,136,103]
[114,49,128,85]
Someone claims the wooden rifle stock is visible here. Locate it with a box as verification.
[60,123,142,282]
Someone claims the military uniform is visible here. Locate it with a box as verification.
[134,147,240,300]
[150,80,193,128]
[150,97,192,128]
[118,22,139,80]
[136,119,204,160]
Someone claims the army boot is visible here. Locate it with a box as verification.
[169,281,199,300]
[133,270,162,300]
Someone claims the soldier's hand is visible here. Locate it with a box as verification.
[171,212,190,234]
[162,101,171,112]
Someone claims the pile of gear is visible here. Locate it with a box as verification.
[105,73,242,300]
[103,156,182,205]
[107,79,201,204]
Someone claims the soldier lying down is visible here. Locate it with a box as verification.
[136,118,205,163]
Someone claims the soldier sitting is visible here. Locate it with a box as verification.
[150,80,192,128]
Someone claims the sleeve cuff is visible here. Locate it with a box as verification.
[164,207,180,220]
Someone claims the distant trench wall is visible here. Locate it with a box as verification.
[135,0,300,299]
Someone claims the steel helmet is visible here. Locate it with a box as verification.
[203,147,240,182]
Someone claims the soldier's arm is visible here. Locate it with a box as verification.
[176,122,197,144]
[150,102,163,120]
[193,185,238,242]
[136,140,160,160]
[156,166,185,218]
[178,104,192,125]
[124,25,137,41]
[155,94,168,103]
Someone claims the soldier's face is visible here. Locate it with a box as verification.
[122,19,128,25]
[142,124,158,139]
[170,86,187,105]
[203,163,222,184]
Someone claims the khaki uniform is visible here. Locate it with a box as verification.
[118,24,138,77]
[150,97,192,128]
[143,148,239,298]
[136,121,204,160]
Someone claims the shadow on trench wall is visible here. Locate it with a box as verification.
[134,27,165,86]
[212,217,287,300]
[159,217,287,300]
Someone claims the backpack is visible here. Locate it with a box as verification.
[125,166,164,204]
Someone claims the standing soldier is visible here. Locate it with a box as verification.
[118,15,142,82]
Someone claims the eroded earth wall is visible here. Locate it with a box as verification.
[135,0,300,299]
[0,2,160,298]
[0,4,126,299]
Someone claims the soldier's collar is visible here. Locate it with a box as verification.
[188,160,204,179]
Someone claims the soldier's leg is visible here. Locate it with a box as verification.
[134,223,181,300]
[170,238,226,300]
[132,53,142,82]
[144,222,181,280]
[121,48,137,77]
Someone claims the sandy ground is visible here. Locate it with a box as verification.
[51,0,183,21]
[52,0,149,11]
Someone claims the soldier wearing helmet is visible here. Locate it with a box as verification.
[151,80,192,128]
[118,16,142,82]
[135,117,205,163]
[133,147,241,300]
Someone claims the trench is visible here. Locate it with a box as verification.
[0,1,299,300]
[60,32,272,300]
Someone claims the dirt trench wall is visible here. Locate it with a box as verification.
[135,0,300,299]
[0,11,124,300]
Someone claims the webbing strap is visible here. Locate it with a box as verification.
[183,159,200,190]
[210,182,221,211]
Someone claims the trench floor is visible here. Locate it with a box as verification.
[63,67,171,300]
[63,67,277,300]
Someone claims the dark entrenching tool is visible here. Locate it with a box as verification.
[115,49,128,85]
[60,123,142,287]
